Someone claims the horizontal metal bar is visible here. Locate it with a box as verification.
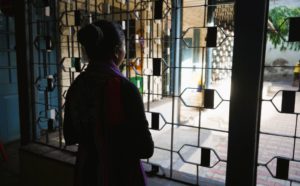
[0,31,15,35]
[0,49,16,52]
[264,65,295,68]
[168,122,229,133]
[0,66,17,69]
[260,131,300,139]
[30,62,233,71]
[141,92,178,97]
[34,102,60,108]
[179,3,234,9]
[0,82,18,85]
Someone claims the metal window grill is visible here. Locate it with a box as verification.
[257,1,300,185]
[0,11,19,143]
[0,13,17,85]
[27,0,236,185]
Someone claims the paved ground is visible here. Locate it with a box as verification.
[144,80,300,186]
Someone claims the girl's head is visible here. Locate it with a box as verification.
[77,20,126,66]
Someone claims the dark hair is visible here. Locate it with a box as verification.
[77,20,125,61]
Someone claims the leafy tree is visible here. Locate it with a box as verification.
[268,6,300,51]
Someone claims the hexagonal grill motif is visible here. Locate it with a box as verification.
[27,0,235,185]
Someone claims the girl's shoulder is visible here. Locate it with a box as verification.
[117,77,142,101]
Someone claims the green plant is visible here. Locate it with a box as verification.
[268,6,300,51]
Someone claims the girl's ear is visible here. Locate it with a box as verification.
[114,47,120,56]
[113,45,125,66]
[112,47,119,60]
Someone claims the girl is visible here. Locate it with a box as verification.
[63,20,154,186]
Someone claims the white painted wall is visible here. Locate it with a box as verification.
[265,40,300,66]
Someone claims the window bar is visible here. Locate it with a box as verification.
[45,21,50,145]
[226,0,268,185]
[111,0,115,21]
[5,17,12,84]
[64,3,71,58]
[55,1,63,148]
[27,1,37,141]
[169,0,181,178]
[125,0,130,78]
[36,21,42,77]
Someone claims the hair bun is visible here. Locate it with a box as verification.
[77,23,104,47]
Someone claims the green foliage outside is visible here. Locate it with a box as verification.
[268,6,300,51]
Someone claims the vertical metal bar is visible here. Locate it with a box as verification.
[94,0,97,20]
[119,1,122,23]
[46,23,50,75]
[71,24,74,57]
[77,26,81,58]
[44,90,49,144]
[292,114,299,159]
[145,6,150,109]
[163,0,172,94]
[198,1,208,178]
[197,108,202,185]
[156,21,159,58]
[75,0,78,10]
[77,1,82,58]
[27,0,37,141]
[170,0,182,178]
[201,1,208,89]
[44,90,48,118]
[125,0,130,77]
[226,0,269,185]
[69,70,72,86]
[170,2,182,95]
[196,4,209,181]
[149,2,153,60]
[5,17,12,83]
[170,0,177,177]
[205,0,215,88]
[112,0,115,21]
[63,3,70,58]
[43,51,47,80]
[37,21,42,76]
[103,0,106,20]
[177,2,183,122]
[14,0,33,145]
[85,0,88,14]
[147,75,150,111]
[55,0,63,148]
